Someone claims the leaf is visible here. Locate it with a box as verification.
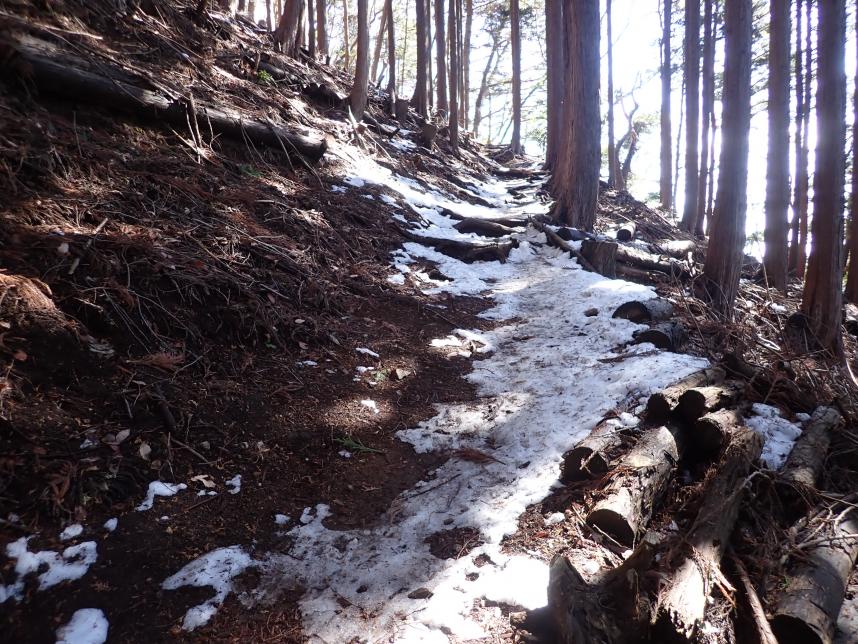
[13,350,28,361]
[115,429,131,444]
[191,474,216,488]
[138,442,152,460]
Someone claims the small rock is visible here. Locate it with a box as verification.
[408,587,434,600]
[584,307,599,317]
[394,368,411,380]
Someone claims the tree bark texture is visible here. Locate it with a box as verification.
[702,0,752,315]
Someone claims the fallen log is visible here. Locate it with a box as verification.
[586,425,680,546]
[771,509,858,644]
[534,222,597,273]
[560,418,627,482]
[581,240,618,278]
[612,298,674,324]
[616,221,637,242]
[657,239,697,259]
[615,244,689,278]
[781,406,841,488]
[555,227,594,242]
[452,218,519,238]
[548,532,660,644]
[5,41,328,164]
[675,382,742,424]
[655,428,763,641]
[616,263,668,283]
[693,408,742,453]
[439,208,528,228]
[646,367,727,420]
[633,321,688,352]
[399,228,516,263]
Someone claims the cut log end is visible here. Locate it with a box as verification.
[560,447,609,482]
[612,298,674,324]
[633,321,687,352]
[587,508,635,546]
[770,615,825,644]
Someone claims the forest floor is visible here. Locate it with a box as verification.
[2,2,858,643]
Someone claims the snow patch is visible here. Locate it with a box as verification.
[360,399,380,414]
[60,524,84,541]
[162,546,255,631]
[1,537,97,602]
[136,481,187,512]
[745,403,803,469]
[355,347,380,359]
[103,518,118,533]
[56,608,109,644]
[225,475,242,495]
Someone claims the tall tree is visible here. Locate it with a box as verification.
[316,0,327,59]
[763,0,791,292]
[349,0,369,120]
[274,0,304,56]
[695,0,715,235]
[463,0,473,130]
[846,0,858,303]
[702,0,752,314]
[680,0,701,232]
[801,0,846,354]
[370,4,387,82]
[434,0,448,116]
[789,0,813,276]
[545,0,565,170]
[660,0,673,210]
[413,0,429,116]
[342,0,351,70]
[553,0,600,230]
[308,0,316,57]
[448,0,459,151]
[385,0,396,111]
[510,0,522,154]
[606,0,619,187]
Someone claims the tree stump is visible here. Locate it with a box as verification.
[581,239,618,278]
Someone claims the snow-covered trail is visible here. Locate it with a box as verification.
[163,151,707,641]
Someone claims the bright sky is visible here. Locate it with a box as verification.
[253,1,858,240]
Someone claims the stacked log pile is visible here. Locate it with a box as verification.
[541,295,855,644]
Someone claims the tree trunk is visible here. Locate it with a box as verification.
[545,0,565,171]
[553,0,600,230]
[790,0,812,277]
[385,0,396,111]
[510,0,522,154]
[342,0,351,70]
[606,0,619,188]
[431,0,447,117]
[846,0,858,303]
[348,0,369,120]
[447,0,459,152]
[316,0,327,58]
[426,0,433,112]
[694,0,714,235]
[801,0,846,355]
[702,0,752,316]
[679,0,700,232]
[412,0,428,116]
[660,0,673,210]
[265,0,273,30]
[764,0,791,293]
[369,3,386,83]
[274,0,304,56]
[463,0,472,131]
[306,0,315,55]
